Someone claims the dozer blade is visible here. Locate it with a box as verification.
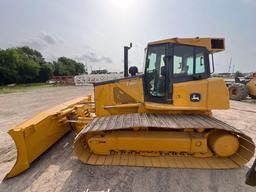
[74,113,255,169]
[4,97,93,179]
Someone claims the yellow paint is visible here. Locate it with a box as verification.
[95,77,144,116]
[207,78,230,109]
[172,79,208,107]
[95,77,229,116]
[87,131,208,156]
[148,37,225,53]
[247,75,256,97]
[208,131,239,157]
[5,97,93,179]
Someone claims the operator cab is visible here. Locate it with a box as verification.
[144,43,211,103]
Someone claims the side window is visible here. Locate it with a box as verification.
[147,53,157,71]
[159,55,165,78]
[186,57,193,75]
[173,56,182,74]
[173,45,194,75]
[195,48,206,74]
[145,45,166,97]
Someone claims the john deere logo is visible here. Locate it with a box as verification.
[190,93,201,102]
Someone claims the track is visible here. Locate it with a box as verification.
[75,113,255,169]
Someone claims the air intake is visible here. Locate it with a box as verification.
[211,39,224,49]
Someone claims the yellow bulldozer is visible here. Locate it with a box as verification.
[228,72,256,101]
[4,37,255,179]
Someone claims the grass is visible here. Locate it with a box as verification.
[0,83,58,94]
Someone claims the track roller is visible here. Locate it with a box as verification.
[208,131,239,157]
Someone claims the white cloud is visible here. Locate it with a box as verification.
[40,33,57,45]
[76,52,113,64]
[20,38,46,50]
[19,32,62,50]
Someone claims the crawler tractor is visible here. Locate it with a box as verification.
[228,72,256,101]
[5,37,255,179]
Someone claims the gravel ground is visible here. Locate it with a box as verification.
[0,86,255,192]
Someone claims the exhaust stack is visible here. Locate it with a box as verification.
[124,43,132,77]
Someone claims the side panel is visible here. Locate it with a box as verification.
[173,80,208,108]
[207,78,229,109]
[172,78,229,109]
[95,77,144,116]
[95,77,229,117]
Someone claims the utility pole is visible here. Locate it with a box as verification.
[232,64,235,75]
[228,57,232,74]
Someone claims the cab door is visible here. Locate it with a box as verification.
[144,44,171,103]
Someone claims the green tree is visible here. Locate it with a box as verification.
[234,71,244,78]
[0,47,54,85]
[0,48,21,84]
[53,57,85,76]
[17,55,40,83]
[0,46,86,85]
[38,63,53,82]
[18,46,43,60]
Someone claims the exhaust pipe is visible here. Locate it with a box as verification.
[124,43,132,77]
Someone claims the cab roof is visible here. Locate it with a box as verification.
[148,37,225,53]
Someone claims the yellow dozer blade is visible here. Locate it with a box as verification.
[4,97,94,179]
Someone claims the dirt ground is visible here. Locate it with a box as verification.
[0,86,255,192]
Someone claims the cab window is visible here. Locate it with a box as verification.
[173,45,208,76]
[173,45,194,75]
[195,47,206,74]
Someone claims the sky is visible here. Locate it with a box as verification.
[0,0,255,73]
